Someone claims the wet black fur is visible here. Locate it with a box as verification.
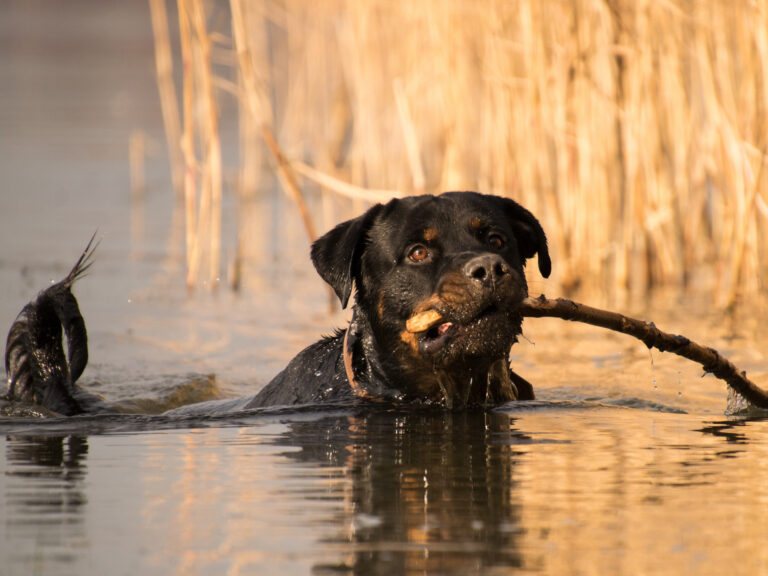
[4,235,100,415]
[4,192,550,416]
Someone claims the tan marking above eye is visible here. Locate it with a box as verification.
[423,228,438,242]
[469,217,484,230]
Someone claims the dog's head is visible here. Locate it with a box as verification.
[312,192,550,407]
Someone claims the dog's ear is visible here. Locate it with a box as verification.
[497,197,551,278]
[311,203,384,308]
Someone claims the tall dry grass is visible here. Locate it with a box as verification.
[151,0,768,304]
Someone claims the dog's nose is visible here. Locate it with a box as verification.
[463,254,509,285]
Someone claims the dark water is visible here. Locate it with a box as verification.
[3,2,768,575]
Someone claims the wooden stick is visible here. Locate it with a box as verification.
[405,309,443,333]
[520,295,768,409]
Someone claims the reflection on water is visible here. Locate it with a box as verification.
[280,410,528,574]
[2,408,768,575]
[2,436,89,571]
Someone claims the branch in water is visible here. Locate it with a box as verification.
[520,294,768,410]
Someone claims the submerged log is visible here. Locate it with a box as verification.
[520,294,768,410]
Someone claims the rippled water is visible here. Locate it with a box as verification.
[2,405,768,576]
[3,2,768,576]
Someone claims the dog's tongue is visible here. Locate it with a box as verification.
[418,320,457,355]
[437,322,454,335]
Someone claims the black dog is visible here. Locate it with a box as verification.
[4,192,550,416]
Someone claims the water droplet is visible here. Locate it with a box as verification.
[352,513,383,530]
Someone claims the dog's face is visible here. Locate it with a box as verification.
[312,192,550,406]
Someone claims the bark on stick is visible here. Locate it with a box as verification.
[520,295,768,409]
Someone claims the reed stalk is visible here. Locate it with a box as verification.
[189,0,223,289]
[148,0,185,200]
[393,77,426,194]
[290,161,402,203]
[129,130,147,256]
[129,130,146,201]
[177,0,199,290]
[230,0,317,242]
[169,0,226,290]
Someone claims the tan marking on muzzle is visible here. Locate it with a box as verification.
[399,329,420,354]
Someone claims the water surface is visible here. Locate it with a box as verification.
[3,405,768,576]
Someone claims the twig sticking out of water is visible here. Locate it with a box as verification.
[520,294,768,410]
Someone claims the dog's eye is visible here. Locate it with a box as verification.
[488,234,505,250]
[408,244,431,263]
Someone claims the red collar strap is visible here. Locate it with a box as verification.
[342,325,370,398]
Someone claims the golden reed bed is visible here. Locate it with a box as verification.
[147,0,768,306]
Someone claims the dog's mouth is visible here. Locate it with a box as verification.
[419,320,458,354]
[412,304,503,355]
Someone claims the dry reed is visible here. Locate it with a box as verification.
[148,0,184,200]
[171,0,225,290]
[189,0,223,289]
[176,0,200,289]
[150,0,768,302]
[230,0,317,242]
[129,129,147,255]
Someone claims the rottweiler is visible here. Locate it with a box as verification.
[4,192,550,416]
